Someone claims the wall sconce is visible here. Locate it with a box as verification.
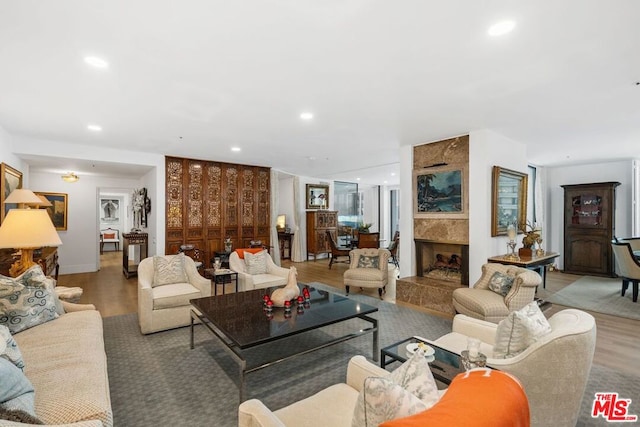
[61,172,79,183]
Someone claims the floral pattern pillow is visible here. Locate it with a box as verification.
[357,255,380,269]
[488,271,515,296]
[351,351,440,427]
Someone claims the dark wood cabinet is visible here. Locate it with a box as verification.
[306,210,337,260]
[562,182,620,277]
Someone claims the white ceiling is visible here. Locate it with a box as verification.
[1,0,638,186]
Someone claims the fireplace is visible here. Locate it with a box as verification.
[415,239,469,286]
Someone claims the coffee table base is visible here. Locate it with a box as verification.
[190,309,378,402]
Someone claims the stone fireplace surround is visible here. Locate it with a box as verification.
[396,135,470,316]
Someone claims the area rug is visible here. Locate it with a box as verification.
[542,276,640,320]
[103,286,637,427]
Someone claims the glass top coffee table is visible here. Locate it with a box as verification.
[381,336,465,386]
[190,284,378,401]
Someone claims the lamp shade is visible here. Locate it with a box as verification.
[4,189,44,206]
[0,209,62,249]
[37,195,53,207]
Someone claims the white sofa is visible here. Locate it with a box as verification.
[137,254,211,334]
[428,309,596,427]
[229,249,290,292]
[4,302,112,427]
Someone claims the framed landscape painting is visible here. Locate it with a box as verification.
[36,192,68,231]
[413,165,468,218]
[1,162,22,224]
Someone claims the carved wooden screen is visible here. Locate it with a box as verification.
[165,156,270,268]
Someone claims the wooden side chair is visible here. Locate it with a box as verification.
[100,228,120,253]
[326,230,350,269]
[357,232,380,249]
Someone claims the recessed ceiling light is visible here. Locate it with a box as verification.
[383,180,388,184]
[84,56,109,68]
[390,173,396,176]
[231,147,241,152]
[87,124,102,132]
[356,177,361,181]
[300,112,314,120]
[488,20,516,36]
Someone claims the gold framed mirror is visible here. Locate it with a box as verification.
[491,166,528,236]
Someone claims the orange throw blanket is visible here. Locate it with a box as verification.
[380,369,530,427]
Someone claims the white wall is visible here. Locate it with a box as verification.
[277,174,295,232]
[468,130,528,284]
[0,126,26,186]
[30,170,143,274]
[546,160,633,270]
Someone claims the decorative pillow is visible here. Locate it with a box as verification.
[103,233,116,239]
[493,302,551,358]
[357,255,380,269]
[351,377,428,427]
[21,266,64,315]
[0,267,60,334]
[244,251,268,275]
[352,351,440,427]
[0,325,25,371]
[153,254,187,287]
[487,272,515,296]
[388,350,440,408]
[0,358,39,420]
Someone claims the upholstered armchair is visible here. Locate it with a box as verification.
[344,248,390,299]
[427,309,596,427]
[611,240,640,302]
[452,263,541,323]
[138,253,211,334]
[229,248,290,292]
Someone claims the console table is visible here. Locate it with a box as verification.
[122,233,148,278]
[487,251,559,289]
[277,231,294,260]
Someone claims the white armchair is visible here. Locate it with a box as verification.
[138,254,211,334]
[428,309,596,427]
[229,249,290,292]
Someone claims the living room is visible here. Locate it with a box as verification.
[1,2,639,426]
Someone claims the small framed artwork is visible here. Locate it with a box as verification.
[1,163,23,224]
[36,192,68,231]
[413,165,468,218]
[100,198,120,222]
[306,184,330,209]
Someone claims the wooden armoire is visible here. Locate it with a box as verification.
[165,156,270,268]
[562,182,620,277]
[306,210,338,260]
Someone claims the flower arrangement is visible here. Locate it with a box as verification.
[519,221,541,249]
[224,237,233,252]
[358,222,372,233]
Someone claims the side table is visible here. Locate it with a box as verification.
[487,251,559,289]
[381,336,465,387]
[204,268,239,296]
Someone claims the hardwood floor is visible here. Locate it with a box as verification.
[59,252,639,376]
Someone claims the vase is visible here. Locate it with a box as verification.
[224,242,232,252]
